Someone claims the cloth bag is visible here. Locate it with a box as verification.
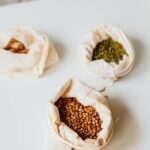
[79,24,135,81]
[49,79,113,150]
[0,26,59,77]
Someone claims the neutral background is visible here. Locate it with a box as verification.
[0,0,37,6]
[0,0,149,150]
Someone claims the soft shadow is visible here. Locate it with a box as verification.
[121,36,145,81]
[44,35,66,76]
[48,35,66,61]
[104,96,140,150]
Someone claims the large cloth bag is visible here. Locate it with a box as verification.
[49,79,113,150]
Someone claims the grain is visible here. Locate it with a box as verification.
[55,97,102,140]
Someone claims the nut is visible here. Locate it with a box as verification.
[5,39,28,54]
[55,97,102,140]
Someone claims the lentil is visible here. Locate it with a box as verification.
[92,37,128,64]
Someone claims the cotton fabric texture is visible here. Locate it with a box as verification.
[49,79,113,150]
[79,24,135,81]
[0,26,59,77]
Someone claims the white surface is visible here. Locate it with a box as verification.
[0,0,149,150]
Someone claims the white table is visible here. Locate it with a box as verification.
[0,0,149,149]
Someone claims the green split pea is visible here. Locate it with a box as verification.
[92,37,128,64]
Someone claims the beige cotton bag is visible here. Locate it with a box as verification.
[79,24,135,81]
[49,79,113,150]
[0,26,59,77]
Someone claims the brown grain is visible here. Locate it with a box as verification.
[55,97,102,140]
[4,39,28,54]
